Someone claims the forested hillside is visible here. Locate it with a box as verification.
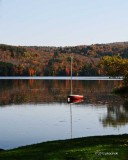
[0,42,128,76]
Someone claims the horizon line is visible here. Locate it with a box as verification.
[0,41,128,48]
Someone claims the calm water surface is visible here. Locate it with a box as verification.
[0,77,128,149]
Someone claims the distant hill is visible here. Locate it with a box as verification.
[0,42,128,76]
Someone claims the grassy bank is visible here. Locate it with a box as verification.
[0,134,128,160]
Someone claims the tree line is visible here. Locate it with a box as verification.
[0,43,128,77]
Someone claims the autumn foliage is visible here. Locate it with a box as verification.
[0,42,128,76]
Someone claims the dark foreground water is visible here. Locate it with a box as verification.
[0,77,128,149]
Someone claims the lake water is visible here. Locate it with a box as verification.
[0,77,128,149]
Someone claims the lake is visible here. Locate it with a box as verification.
[0,77,128,149]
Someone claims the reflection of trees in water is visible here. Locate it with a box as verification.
[123,100,128,111]
[100,99,128,127]
[0,79,122,106]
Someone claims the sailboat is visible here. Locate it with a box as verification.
[67,57,84,103]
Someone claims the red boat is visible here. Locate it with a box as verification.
[67,95,84,103]
[67,57,84,103]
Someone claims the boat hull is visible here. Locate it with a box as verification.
[67,95,84,103]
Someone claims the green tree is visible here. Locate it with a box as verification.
[99,55,128,86]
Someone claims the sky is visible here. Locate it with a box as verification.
[0,0,128,46]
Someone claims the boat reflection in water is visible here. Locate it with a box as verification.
[67,96,84,139]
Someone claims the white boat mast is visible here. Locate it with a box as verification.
[71,56,73,95]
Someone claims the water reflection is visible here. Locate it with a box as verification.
[0,79,122,105]
[67,99,84,104]
[68,99,84,139]
[70,104,72,139]
[100,99,128,127]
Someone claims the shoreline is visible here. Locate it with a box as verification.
[0,76,123,80]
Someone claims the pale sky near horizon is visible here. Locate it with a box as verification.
[0,0,128,46]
